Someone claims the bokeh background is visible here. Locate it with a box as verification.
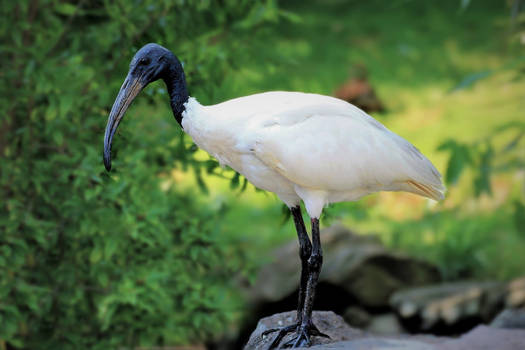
[1,0,524,349]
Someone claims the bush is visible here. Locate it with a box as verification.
[0,0,280,348]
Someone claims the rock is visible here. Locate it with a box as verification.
[305,338,437,349]
[491,308,525,329]
[247,225,441,309]
[439,325,525,350]
[390,281,507,332]
[366,313,406,335]
[244,312,525,350]
[243,311,363,350]
[506,277,525,308]
[342,306,371,328]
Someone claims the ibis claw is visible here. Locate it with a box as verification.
[265,322,330,349]
[264,324,297,349]
[283,327,310,348]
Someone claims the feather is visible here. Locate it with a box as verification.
[182,91,445,217]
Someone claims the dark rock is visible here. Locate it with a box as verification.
[247,225,441,309]
[303,338,437,349]
[366,313,406,335]
[390,280,507,332]
[439,325,525,350]
[342,306,371,328]
[243,311,363,350]
[491,308,525,329]
[506,277,525,308]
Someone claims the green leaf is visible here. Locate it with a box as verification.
[230,172,240,190]
[450,70,492,92]
[438,140,472,185]
[195,169,209,194]
[514,201,525,236]
[240,176,248,192]
[473,144,493,196]
[503,131,524,152]
[90,247,103,264]
[55,3,78,16]
[205,159,219,174]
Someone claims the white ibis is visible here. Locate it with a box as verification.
[103,43,444,348]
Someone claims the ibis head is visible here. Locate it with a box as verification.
[103,43,188,171]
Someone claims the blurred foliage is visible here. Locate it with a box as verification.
[385,206,525,280]
[396,119,525,280]
[0,0,282,348]
[438,121,525,196]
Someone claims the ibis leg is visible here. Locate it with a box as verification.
[301,218,322,325]
[282,218,327,348]
[291,205,312,323]
[263,206,311,348]
[265,214,328,349]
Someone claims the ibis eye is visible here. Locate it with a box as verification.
[139,58,150,66]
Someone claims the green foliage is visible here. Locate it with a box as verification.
[514,200,525,237]
[437,140,474,185]
[384,205,524,281]
[438,122,525,196]
[427,120,525,279]
[0,0,281,348]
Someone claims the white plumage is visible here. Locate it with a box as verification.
[181,91,445,218]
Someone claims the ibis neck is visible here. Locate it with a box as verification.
[165,68,189,126]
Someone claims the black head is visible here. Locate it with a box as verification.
[103,43,188,171]
[128,43,177,84]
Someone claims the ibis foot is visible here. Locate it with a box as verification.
[264,321,329,349]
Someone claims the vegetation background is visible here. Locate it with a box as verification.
[1,0,523,349]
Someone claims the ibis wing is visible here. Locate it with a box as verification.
[249,94,444,200]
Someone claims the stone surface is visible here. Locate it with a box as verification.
[342,306,371,328]
[439,325,525,350]
[244,311,363,350]
[366,313,406,335]
[246,225,441,309]
[323,326,525,350]
[390,280,507,331]
[506,277,525,308]
[244,311,525,350]
[491,308,525,329]
[303,338,436,349]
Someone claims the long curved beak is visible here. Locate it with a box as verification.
[103,74,144,171]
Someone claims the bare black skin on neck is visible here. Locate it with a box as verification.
[163,52,189,125]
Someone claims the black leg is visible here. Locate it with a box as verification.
[263,206,311,348]
[301,218,322,324]
[265,215,328,349]
[288,218,324,347]
[291,205,312,324]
